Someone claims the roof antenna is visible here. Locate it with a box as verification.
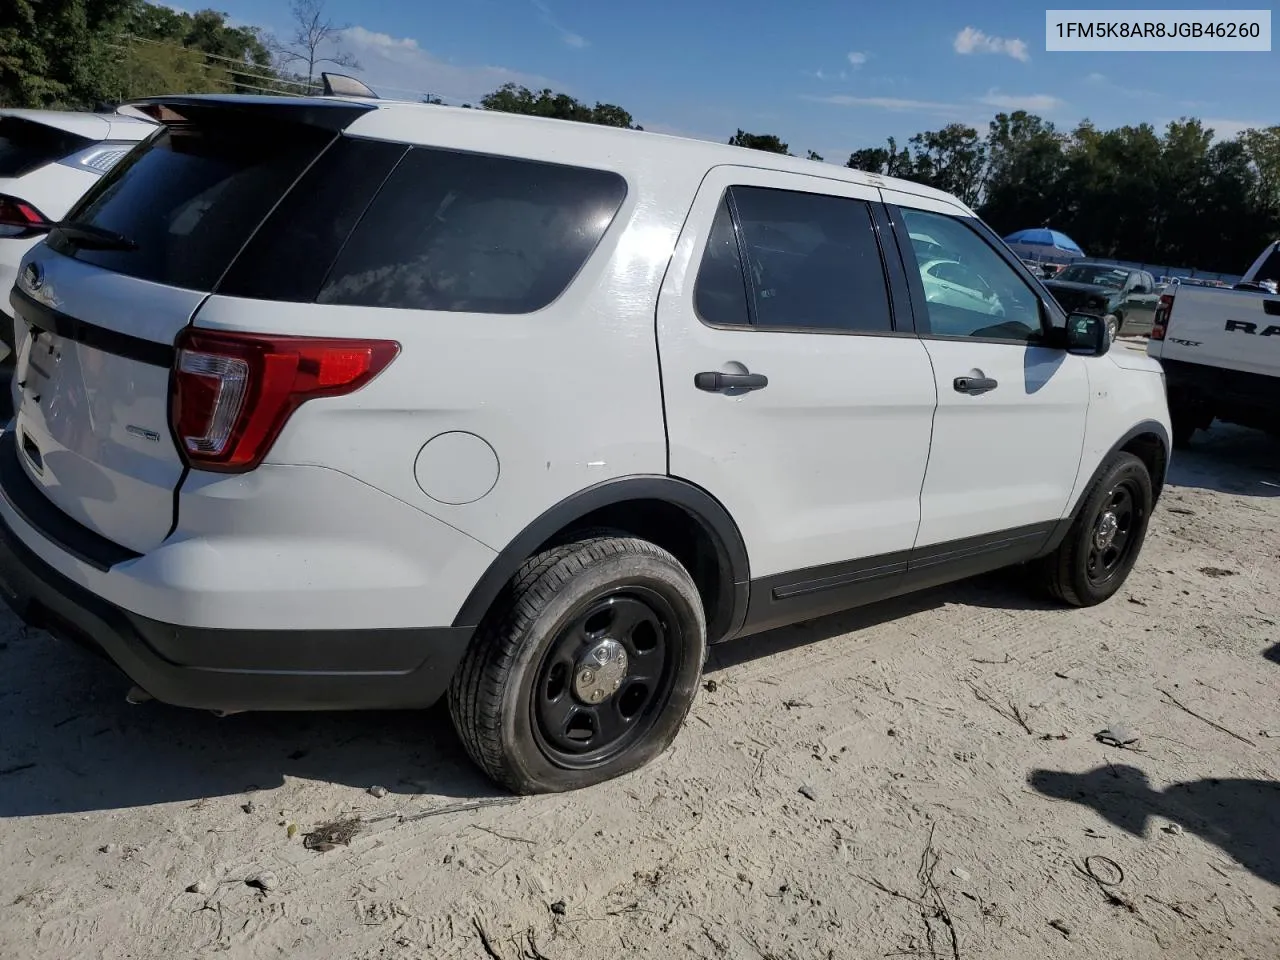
[321,72,378,98]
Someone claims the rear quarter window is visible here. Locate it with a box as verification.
[315,147,628,314]
[0,117,93,178]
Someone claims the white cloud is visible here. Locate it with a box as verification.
[847,51,868,66]
[339,26,565,104]
[807,94,962,113]
[1200,117,1265,140]
[953,26,1030,62]
[531,0,589,49]
[1086,72,1107,84]
[978,91,1064,112]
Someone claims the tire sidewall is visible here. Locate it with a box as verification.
[497,549,706,793]
[1068,454,1153,603]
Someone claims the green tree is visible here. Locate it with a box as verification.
[0,0,133,107]
[906,123,986,206]
[980,111,1065,234]
[479,83,642,129]
[728,130,789,155]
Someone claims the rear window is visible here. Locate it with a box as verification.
[315,147,628,314]
[0,117,93,177]
[50,119,333,292]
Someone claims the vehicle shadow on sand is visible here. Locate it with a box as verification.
[0,628,502,817]
[0,568,1055,817]
[1167,423,1280,498]
[1029,765,1280,887]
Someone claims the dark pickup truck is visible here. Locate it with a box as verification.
[1042,262,1160,341]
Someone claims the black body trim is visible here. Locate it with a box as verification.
[126,95,375,133]
[11,287,174,368]
[452,475,751,643]
[0,430,139,570]
[871,202,920,334]
[740,521,1057,637]
[0,501,472,711]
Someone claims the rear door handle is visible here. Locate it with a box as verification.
[695,371,769,393]
[953,376,998,394]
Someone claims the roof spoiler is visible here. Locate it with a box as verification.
[123,94,375,133]
[321,73,378,98]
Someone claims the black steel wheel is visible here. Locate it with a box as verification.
[531,589,679,769]
[448,535,706,794]
[1085,479,1141,589]
[1034,451,1154,607]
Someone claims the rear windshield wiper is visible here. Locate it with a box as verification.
[50,220,138,251]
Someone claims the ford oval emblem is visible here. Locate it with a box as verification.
[21,261,44,292]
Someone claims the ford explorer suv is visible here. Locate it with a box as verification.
[1042,262,1160,342]
[0,107,155,362]
[0,93,1171,794]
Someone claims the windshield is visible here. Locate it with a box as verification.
[1058,264,1128,288]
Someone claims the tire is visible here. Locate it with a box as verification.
[1034,452,1153,607]
[1170,413,1196,449]
[1104,314,1120,342]
[448,535,707,794]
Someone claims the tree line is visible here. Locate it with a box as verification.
[4,2,1276,273]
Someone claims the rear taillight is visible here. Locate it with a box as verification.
[0,194,52,234]
[170,330,399,472]
[1150,293,1174,341]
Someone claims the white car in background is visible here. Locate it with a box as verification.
[919,257,1006,318]
[0,108,155,362]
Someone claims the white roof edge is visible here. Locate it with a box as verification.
[342,97,977,215]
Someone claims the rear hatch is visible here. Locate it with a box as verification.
[8,98,369,553]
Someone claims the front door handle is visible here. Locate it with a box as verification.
[695,371,769,393]
[953,376,998,394]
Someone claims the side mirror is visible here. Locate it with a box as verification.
[1066,312,1109,356]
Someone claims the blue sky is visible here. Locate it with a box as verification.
[210,0,1275,159]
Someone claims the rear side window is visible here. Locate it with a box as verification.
[316,147,627,314]
[0,117,92,177]
[693,185,892,333]
[218,137,408,303]
[50,120,334,291]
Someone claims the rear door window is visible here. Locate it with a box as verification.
[50,119,334,292]
[0,117,92,177]
[316,147,627,314]
[730,185,893,334]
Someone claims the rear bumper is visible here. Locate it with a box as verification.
[0,506,473,711]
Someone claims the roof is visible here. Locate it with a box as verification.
[0,108,154,142]
[124,93,976,216]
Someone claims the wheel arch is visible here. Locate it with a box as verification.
[1036,420,1170,558]
[451,476,751,643]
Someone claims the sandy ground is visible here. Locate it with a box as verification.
[2,387,1278,958]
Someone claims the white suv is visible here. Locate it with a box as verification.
[0,94,1171,794]
[0,107,155,361]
